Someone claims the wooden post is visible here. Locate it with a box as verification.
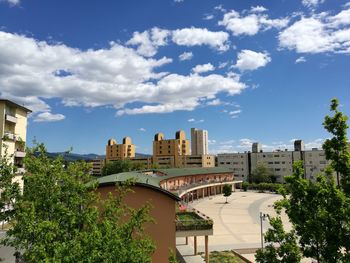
[205,235,209,263]
[185,237,188,245]
[194,236,197,255]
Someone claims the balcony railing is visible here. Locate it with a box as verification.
[3,132,15,141]
[15,151,26,158]
[5,114,17,124]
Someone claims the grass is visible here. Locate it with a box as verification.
[201,251,247,263]
[176,211,213,231]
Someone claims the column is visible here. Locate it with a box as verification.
[205,235,209,263]
[194,236,197,255]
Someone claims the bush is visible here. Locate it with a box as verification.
[242,182,283,193]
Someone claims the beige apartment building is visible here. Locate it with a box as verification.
[0,99,31,172]
[153,130,190,168]
[105,136,135,161]
[191,128,208,155]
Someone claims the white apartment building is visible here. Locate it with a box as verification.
[191,128,208,155]
[217,153,249,181]
[217,140,336,183]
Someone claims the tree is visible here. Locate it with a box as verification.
[255,216,302,263]
[222,184,232,203]
[0,145,20,226]
[257,98,350,262]
[323,98,350,194]
[250,162,272,184]
[102,159,134,176]
[1,144,155,262]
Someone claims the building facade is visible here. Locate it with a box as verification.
[153,130,190,168]
[217,140,333,183]
[105,136,135,161]
[191,128,208,155]
[0,99,31,172]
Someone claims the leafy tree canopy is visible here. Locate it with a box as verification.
[1,144,155,263]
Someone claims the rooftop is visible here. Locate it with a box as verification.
[0,99,32,113]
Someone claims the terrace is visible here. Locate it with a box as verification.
[176,207,213,263]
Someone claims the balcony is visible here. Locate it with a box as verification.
[15,151,26,158]
[5,114,17,124]
[3,132,15,141]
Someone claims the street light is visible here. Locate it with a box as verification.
[260,212,268,249]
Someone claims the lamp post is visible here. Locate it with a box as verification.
[260,212,268,249]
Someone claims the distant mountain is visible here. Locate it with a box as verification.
[45,152,151,162]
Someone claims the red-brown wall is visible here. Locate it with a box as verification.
[96,185,176,263]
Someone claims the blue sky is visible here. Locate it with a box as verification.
[0,0,349,154]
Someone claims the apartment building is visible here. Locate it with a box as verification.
[191,128,208,155]
[180,154,215,168]
[105,136,135,161]
[90,158,106,176]
[217,140,333,183]
[153,130,190,168]
[217,153,249,181]
[0,99,31,172]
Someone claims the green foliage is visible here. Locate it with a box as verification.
[250,162,272,184]
[242,182,282,193]
[242,182,248,191]
[223,184,232,203]
[1,144,155,262]
[102,159,135,176]
[323,98,350,194]
[168,249,179,263]
[0,145,20,224]
[255,216,302,263]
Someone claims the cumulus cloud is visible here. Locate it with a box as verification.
[302,0,325,8]
[187,118,195,122]
[234,50,271,71]
[219,9,289,36]
[1,0,20,6]
[34,112,65,122]
[207,99,221,106]
[295,56,307,63]
[179,51,193,61]
[172,27,230,51]
[250,6,268,13]
[192,63,215,74]
[204,14,214,20]
[279,6,350,54]
[126,27,170,57]
[139,127,146,132]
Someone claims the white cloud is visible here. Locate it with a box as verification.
[179,51,193,61]
[279,7,350,54]
[172,27,230,51]
[305,138,324,149]
[295,56,307,63]
[126,27,170,57]
[187,118,204,123]
[229,109,241,118]
[1,0,20,6]
[208,139,217,144]
[234,50,271,71]
[219,9,289,36]
[207,99,221,106]
[204,14,214,20]
[214,5,226,13]
[218,61,229,69]
[139,127,146,132]
[250,6,268,13]
[0,31,247,117]
[187,118,195,122]
[34,112,65,122]
[174,0,184,2]
[302,0,325,8]
[192,63,215,74]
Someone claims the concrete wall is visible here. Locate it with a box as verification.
[96,185,176,263]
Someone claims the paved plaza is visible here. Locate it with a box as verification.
[185,191,290,253]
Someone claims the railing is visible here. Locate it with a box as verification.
[5,114,17,123]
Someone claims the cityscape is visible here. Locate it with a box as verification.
[1,1,350,263]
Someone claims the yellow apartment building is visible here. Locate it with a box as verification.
[153,130,190,168]
[0,99,31,172]
[105,136,135,161]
